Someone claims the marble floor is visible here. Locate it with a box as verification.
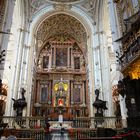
[45,132,70,140]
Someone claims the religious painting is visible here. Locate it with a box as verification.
[58,98,64,106]
[43,56,49,68]
[73,85,81,103]
[56,48,67,67]
[40,86,48,103]
[74,57,80,69]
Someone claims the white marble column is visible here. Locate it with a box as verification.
[107,0,122,54]
[100,31,114,116]
[4,0,25,116]
[92,30,103,118]
[93,32,102,92]
[18,20,32,117]
[87,34,95,118]
[0,0,15,76]
[119,95,128,127]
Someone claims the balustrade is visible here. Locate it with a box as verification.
[0,116,124,139]
[0,116,124,129]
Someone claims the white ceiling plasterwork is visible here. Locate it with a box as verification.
[30,0,96,21]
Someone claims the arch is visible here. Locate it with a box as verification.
[35,13,87,54]
[25,5,96,117]
[28,5,94,46]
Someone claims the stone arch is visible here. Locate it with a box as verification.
[25,5,95,117]
[35,14,87,61]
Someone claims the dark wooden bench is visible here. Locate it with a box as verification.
[7,137,35,140]
[2,128,44,139]
[79,137,122,140]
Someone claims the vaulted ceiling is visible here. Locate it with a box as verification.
[36,14,87,47]
[30,0,98,19]
[29,0,102,51]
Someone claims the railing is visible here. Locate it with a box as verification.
[4,129,44,140]
[72,117,90,128]
[120,37,140,70]
[68,128,123,139]
[68,128,96,139]
[72,117,125,129]
[0,116,45,129]
[0,116,45,140]
[0,116,125,129]
[91,117,124,129]
[0,116,125,139]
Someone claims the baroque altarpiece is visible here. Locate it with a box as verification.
[33,37,88,120]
